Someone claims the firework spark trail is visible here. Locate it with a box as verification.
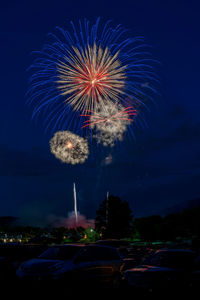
[81,105,137,129]
[81,103,137,146]
[57,44,126,112]
[73,182,78,225]
[50,131,89,164]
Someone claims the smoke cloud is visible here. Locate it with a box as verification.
[47,212,95,229]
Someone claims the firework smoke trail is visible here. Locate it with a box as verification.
[81,103,137,146]
[50,131,89,164]
[47,213,95,229]
[73,182,78,225]
[27,18,158,133]
[106,191,109,225]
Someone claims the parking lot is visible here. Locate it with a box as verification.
[0,240,200,293]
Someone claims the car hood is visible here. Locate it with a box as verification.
[125,264,177,273]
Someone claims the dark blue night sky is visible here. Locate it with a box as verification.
[0,0,200,226]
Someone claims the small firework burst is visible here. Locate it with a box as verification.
[50,131,89,164]
[81,102,137,146]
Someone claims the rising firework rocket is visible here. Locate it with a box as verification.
[106,191,109,224]
[73,182,78,225]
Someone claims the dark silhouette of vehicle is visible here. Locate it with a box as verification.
[16,244,83,281]
[191,255,200,289]
[71,245,124,287]
[95,239,131,259]
[0,243,47,281]
[123,249,196,291]
[95,239,151,270]
[17,244,125,287]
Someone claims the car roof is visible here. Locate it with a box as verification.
[85,244,110,247]
[84,244,119,250]
[96,239,129,243]
[156,249,195,254]
[50,244,84,248]
[95,240,130,246]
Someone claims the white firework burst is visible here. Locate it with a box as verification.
[50,131,89,164]
[81,102,137,147]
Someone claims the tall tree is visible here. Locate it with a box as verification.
[95,195,133,238]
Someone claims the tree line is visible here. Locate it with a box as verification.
[1,195,200,242]
[95,195,200,241]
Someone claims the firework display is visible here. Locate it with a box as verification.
[57,44,126,112]
[81,103,137,146]
[50,131,89,164]
[28,18,156,143]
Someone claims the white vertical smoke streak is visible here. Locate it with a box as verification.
[73,182,78,225]
[106,191,109,225]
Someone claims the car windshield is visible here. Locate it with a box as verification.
[39,246,81,260]
[145,251,194,269]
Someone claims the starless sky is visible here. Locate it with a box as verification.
[0,0,200,226]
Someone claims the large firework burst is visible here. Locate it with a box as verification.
[27,18,157,133]
[81,103,137,146]
[50,131,89,164]
[57,44,126,112]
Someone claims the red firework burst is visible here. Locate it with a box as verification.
[80,105,137,129]
[57,44,126,111]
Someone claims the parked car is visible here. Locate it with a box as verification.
[71,244,124,287]
[0,243,48,281]
[191,255,200,289]
[95,239,130,255]
[96,240,155,271]
[17,244,125,287]
[123,249,196,291]
[16,244,83,281]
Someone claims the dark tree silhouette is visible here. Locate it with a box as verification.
[95,195,133,238]
[134,215,163,241]
[133,205,200,242]
[0,216,18,228]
